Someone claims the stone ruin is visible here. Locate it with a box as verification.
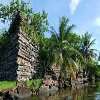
[0,11,39,81]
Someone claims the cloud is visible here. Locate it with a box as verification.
[94,17,100,26]
[69,0,80,15]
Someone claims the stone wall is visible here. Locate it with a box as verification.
[0,11,39,81]
[0,30,19,80]
[17,32,39,81]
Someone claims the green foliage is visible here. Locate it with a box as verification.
[0,0,98,80]
[47,17,82,80]
[79,32,97,78]
[80,32,96,61]
[66,32,81,49]
[0,0,48,43]
[59,16,75,41]
[0,0,32,22]
[0,31,9,46]
[0,81,16,90]
[21,10,48,43]
[27,79,42,90]
[95,65,100,77]
[37,17,98,80]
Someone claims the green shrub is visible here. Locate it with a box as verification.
[27,79,43,90]
[0,32,9,46]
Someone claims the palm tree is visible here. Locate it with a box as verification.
[80,32,97,79]
[81,32,96,61]
[49,17,83,84]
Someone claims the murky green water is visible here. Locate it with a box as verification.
[32,81,100,100]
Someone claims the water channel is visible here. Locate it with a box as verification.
[32,81,100,100]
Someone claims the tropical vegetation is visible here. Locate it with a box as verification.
[0,0,100,90]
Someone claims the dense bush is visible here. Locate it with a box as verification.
[0,31,9,46]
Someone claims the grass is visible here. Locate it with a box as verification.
[0,79,43,91]
[0,81,16,91]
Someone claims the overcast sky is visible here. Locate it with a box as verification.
[0,0,100,51]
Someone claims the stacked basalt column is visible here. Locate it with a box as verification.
[0,11,39,81]
[17,32,39,81]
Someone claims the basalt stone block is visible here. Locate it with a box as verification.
[0,11,39,81]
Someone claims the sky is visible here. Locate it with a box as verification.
[0,0,100,51]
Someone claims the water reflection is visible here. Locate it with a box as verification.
[32,81,100,100]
